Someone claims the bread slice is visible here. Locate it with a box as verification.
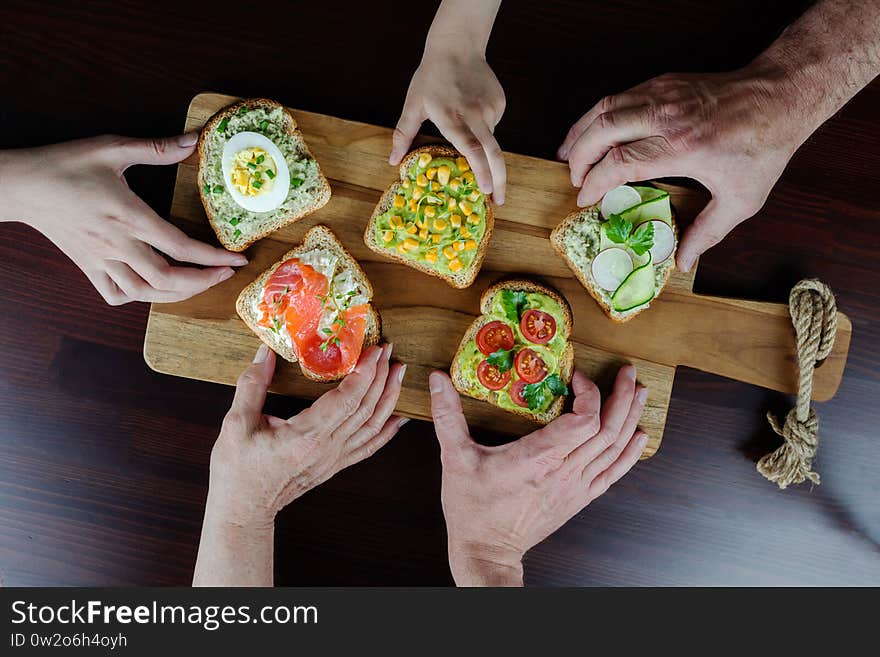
[550,204,678,323]
[197,98,331,252]
[363,145,495,289]
[235,225,380,382]
[450,279,574,424]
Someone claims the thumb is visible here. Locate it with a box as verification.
[117,131,199,167]
[226,344,276,434]
[677,197,740,273]
[429,371,473,454]
[390,100,423,165]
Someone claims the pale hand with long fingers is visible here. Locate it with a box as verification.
[0,133,248,304]
[430,365,648,587]
[193,343,407,586]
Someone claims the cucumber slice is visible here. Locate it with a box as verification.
[620,189,672,225]
[591,247,634,291]
[611,252,655,312]
[600,185,642,219]
[647,220,675,263]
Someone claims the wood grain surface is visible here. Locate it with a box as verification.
[144,93,850,458]
[1,0,878,586]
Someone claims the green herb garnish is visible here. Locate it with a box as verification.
[232,228,242,240]
[487,348,514,372]
[500,289,528,323]
[252,181,262,189]
[605,214,654,255]
[522,374,568,411]
[247,162,257,170]
[259,119,268,131]
[218,118,229,132]
[238,106,249,116]
[203,184,211,194]
[228,217,240,226]
[291,177,304,188]
[212,185,224,194]
[256,154,265,164]
[628,222,654,256]
[265,169,276,180]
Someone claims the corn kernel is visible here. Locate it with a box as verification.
[418,152,432,168]
[455,157,470,172]
[405,222,417,235]
[397,243,408,254]
[431,234,442,244]
[437,165,451,185]
[393,195,405,208]
[401,179,411,189]
[426,167,437,180]
[468,190,481,202]
[383,230,394,243]
[389,215,403,229]
[463,172,475,184]
[443,246,456,260]
[449,178,462,193]
[454,240,466,252]
[408,199,418,211]
[448,257,463,272]
[433,218,448,231]
[416,173,428,187]
[412,187,423,200]
[468,212,481,225]
[465,239,477,250]
[460,201,473,216]
[460,226,471,239]
[448,197,457,210]
[424,206,436,218]
[419,227,429,241]
[450,214,462,228]
[425,249,438,263]
[404,237,419,250]
[431,181,441,192]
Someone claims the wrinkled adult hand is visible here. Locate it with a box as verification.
[557,66,813,271]
[0,133,248,304]
[429,366,648,586]
[390,48,507,203]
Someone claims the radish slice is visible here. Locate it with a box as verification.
[601,185,642,219]
[591,247,634,291]
[647,220,675,263]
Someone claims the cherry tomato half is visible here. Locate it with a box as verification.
[514,348,548,384]
[476,320,515,356]
[520,309,556,344]
[477,360,511,391]
[509,379,530,408]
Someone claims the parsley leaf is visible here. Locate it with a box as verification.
[628,221,655,256]
[487,348,514,372]
[218,118,229,132]
[522,374,569,411]
[500,290,528,323]
[604,214,632,244]
[604,213,655,255]
[291,177,304,188]
[545,374,568,396]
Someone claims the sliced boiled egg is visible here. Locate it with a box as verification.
[221,131,290,213]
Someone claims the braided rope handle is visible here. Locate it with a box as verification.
[757,279,838,489]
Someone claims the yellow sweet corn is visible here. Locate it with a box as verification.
[416,173,428,187]
[448,257,463,272]
[448,197,457,210]
[397,243,408,254]
[418,152,432,168]
[404,238,419,250]
[393,195,405,209]
[460,226,471,239]
[467,212,481,225]
[460,201,473,216]
[419,227,429,241]
[412,187,423,200]
[463,172,475,184]
[455,157,470,172]
[389,215,403,228]
[450,214,462,228]
[424,206,436,218]
[431,234,442,244]
[465,239,477,250]
[408,198,418,212]
[426,167,437,180]
[431,181,441,192]
[468,190,481,202]
[405,222,417,235]
[443,245,456,260]
[433,218,448,231]
[425,249,438,263]
[437,165,451,185]
[454,240,466,252]
[449,178,462,193]
[383,230,394,243]
[401,179,411,189]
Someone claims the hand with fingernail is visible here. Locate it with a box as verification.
[390,0,507,204]
[193,343,407,586]
[429,365,648,586]
[0,133,248,304]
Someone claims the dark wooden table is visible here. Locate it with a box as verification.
[1,0,877,586]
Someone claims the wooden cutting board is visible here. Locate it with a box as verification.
[143,92,852,458]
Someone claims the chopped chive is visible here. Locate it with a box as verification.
[259,119,268,131]
[322,328,333,335]
[252,181,262,189]
[265,169,276,179]
[233,229,242,240]
[212,185,224,193]
[291,177,304,188]
[247,162,257,170]
[203,184,211,194]
[218,118,229,132]
[228,217,240,226]
[256,154,265,164]
[238,106,248,115]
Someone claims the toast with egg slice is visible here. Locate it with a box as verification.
[364,146,495,289]
[197,98,331,252]
[235,225,380,382]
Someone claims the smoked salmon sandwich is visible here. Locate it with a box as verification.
[236,225,380,382]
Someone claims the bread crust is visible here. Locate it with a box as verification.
[363,145,495,289]
[550,203,678,323]
[450,278,574,424]
[197,98,332,252]
[235,225,380,383]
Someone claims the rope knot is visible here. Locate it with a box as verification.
[757,279,837,489]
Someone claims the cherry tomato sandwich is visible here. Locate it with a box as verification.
[550,184,678,322]
[450,279,574,424]
[364,146,495,289]
[235,225,380,382]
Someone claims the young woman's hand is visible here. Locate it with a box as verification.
[0,133,247,304]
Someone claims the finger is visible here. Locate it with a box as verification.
[520,371,601,457]
[82,267,128,306]
[429,371,473,458]
[576,384,646,482]
[124,194,248,267]
[112,132,200,167]
[347,361,407,452]
[390,99,425,165]
[344,416,409,468]
[224,345,276,434]
[306,346,385,432]
[677,197,742,273]
[431,114,495,196]
[571,371,601,420]
[332,344,393,440]
[125,242,235,296]
[105,260,193,303]
[616,385,648,450]
[577,136,678,208]
[567,105,654,188]
[584,431,648,500]
[469,120,507,204]
[557,92,647,160]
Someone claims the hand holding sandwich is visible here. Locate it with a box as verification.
[391,0,507,203]
[558,0,880,272]
[429,365,648,586]
[0,133,247,305]
[193,343,406,586]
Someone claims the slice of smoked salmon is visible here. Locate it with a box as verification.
[295,304,369,379]
[257,259,327,328]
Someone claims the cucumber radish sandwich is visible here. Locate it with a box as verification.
[236,225,380,383]
[364,146,494,288]
[198,98,331,252]
[450,280,574,424]
[550,184,677,322]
